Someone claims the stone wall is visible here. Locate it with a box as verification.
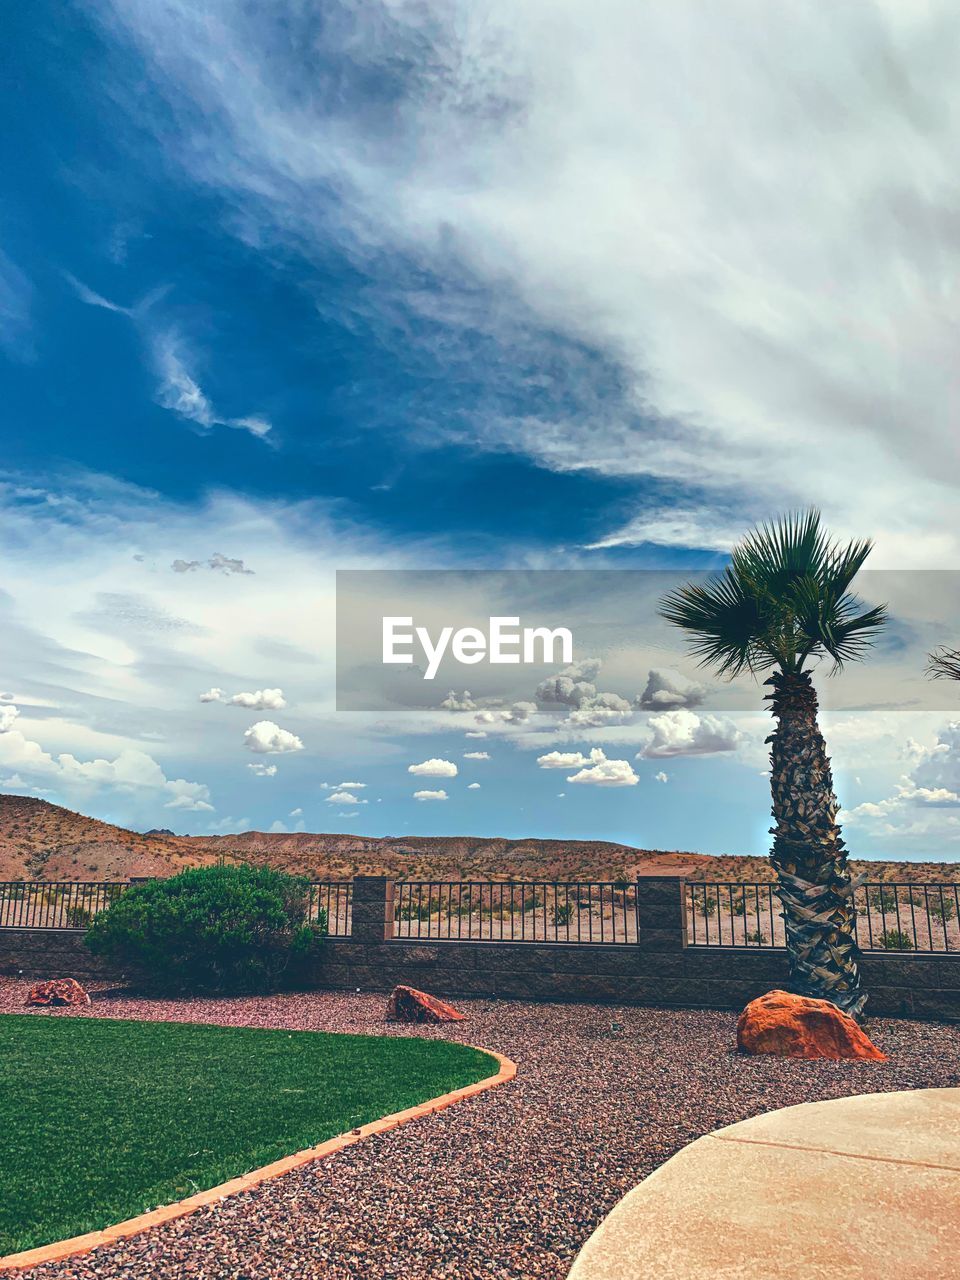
[2,875,958,1021]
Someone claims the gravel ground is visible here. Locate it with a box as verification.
[2,977,959,1279]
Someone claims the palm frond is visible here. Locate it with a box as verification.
[926,646,960,682]
[659,509,886,678]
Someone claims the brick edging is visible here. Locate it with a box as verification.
[0,1047,516,1273]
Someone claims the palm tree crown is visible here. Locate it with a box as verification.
[658,510,887,678]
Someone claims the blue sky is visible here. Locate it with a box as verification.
[2,2,960,859]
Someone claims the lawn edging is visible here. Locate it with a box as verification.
[0,1045,516,1273]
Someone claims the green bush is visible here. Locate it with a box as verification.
[85,865,326,993]
[930,896,957,923]
[552,902,574,926]
[875,928,914,952]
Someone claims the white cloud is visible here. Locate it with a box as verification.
[567,748,638,787]
[465,730,488,738]
[104,1,960,564]
[225,688,287,710]
[537,749,591,769]
[326,789,367,805]
[654,770,669,784]
[243,720,304,754]
[474,710,497,725]
[847,723,960,846]
[0,708,213,812]
[336,781,366,789]
[152,330,272,440]
[638,669,706,711]
[413,788,448,801]
[289,807,303,816]
[247,762,277,777]
[565,691,633,728]
[501,701,538,724]
[536,659,633,727]
[467,782,480,789]
[640,709,741,758]
[463,750,490,760]
[440,690,478,711]
[408,757,458,777]
[207,552,254,576]
[199,687,225,703]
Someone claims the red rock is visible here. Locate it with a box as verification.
[737,989,886,1061]
[26,977,91,1007]
[386,984,466,1024]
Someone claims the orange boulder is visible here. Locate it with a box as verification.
[386,984,466,1024]
[737,989,886,1061]
[26,977,91,1007]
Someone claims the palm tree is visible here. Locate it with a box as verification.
[659,510,887,1017]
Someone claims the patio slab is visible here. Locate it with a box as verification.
[567,1088,960,1280]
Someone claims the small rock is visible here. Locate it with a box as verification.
[26,977,92,1007]
[385,984,466,1024]
[737,989,886,1061]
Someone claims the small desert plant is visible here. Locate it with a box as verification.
[875,928,914,952]
[86,865,326,993]
[698,893,717,918]
[929,897,957,923]
[552,902,574,926]
[869,885,900,912]
[746,929,767,945]
[64,905,92,928]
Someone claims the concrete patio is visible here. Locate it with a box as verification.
[568,1087,960,1279]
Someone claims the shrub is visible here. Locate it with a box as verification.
[698,894,717,918]
[64,906,92,928]
[876,928,914,952]
[869,886,899,912]
[85,865,326,993]
[745,929,767,945]
[930,897,957,923]
[552,902,574,926]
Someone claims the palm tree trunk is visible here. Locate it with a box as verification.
[765,670,865,1018]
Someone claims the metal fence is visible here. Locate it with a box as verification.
[0,881,126,930]
[308,881,352,937]
[686,880,960,953]
[0,878,354,936]
[392,880,638,943]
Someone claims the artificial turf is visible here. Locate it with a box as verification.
[0,1013,495,1255]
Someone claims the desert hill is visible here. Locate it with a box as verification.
[0,793,957,886]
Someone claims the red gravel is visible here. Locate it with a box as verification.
[2,977,959,1279]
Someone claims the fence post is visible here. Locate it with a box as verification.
[635,877,687,951]
[350,876,395,945]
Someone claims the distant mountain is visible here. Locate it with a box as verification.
[0,793,957,886]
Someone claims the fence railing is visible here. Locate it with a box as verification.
[392,880,638,943]
[309,881,352,937]
[686,880,960,953]
[3,875,958,952]
[0,879,354,936]
[0,881,127,930]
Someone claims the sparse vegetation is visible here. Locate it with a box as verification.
[876,929,914,951]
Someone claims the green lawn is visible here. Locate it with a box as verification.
[0,1014,494,1255]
